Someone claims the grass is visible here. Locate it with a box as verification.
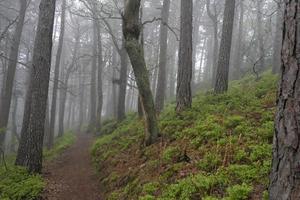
[92,72,278,200]
[0,131,76,200]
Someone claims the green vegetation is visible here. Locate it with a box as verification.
[0,131,76,200]
[44,131,76,160]
[92,72,278,199]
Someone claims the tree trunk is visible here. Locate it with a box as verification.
[96,20,103,132]
[123,0,159,146]
[0,0,27,148]
[256,0,265,71]
[176,0,193,112]
[155,0,171,113]
[15,0,56,173]
[269,1,300,198]
[214,0,236,94]
[48,0,66,148]
[232,0,244,79]
[117,42,128,121]
[272,1,284,74]
[89,19,98,129]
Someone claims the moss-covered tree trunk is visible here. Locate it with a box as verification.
[269,1,300,198]
[123,0,159,146]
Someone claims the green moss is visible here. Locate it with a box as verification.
[91,72,278,200]
[197,152,222,172]
[224,183,253,200]
[162,147,181,163]
[0,166,45,200]
[44,131,76,160]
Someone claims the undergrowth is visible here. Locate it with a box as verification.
[0,131,76,200]
[92,72,278,200]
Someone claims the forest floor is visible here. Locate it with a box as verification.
[42,134,102,200]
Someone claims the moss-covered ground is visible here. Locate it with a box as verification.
[0,131,76,200]
[92,72,278,200]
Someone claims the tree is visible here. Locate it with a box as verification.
[232,0,244,79]
[89,18,98,128]
[95,17,103,132]
[256,0,265,71]
[123,0,159,146]
[206,0,219,85]
[214,0,236,93]
[176,0,193,112]
[15,0,56,173]
[269,1,300,198]
[272,0,283,74]
[155,0,171,113]
[48,0,66,148]
[0,0,27,148]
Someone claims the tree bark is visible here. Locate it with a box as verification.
[48,0,66,148]
[155,0,171,113]
[269,1,300,198]
[123,0,159,146]
[214,0,236,94]
[0,0,27,148]
[15,0,56,173]
[176,0,193,112]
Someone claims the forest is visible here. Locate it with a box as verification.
[0,0,299,199]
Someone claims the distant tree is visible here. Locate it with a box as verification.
[269,1,300,198]
[176,0,193,112]
[214,0,236,93]
[15,0,56,173]
[272,0,283,74]
[155,0,171,113]
[0,0,28,148]
[232,0,244,79]
[48,0,66,148]
[256,0,265,71]
[89,16,98,128]
[123,0,159,146]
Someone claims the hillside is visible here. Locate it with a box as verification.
[91,73,278,200]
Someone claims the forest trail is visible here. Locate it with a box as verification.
[42,134,102,200]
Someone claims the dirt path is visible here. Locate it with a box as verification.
[42,134,102,200]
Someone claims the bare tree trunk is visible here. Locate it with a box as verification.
[272,1,284,74]
[176,0,193,112]
[15,0,56,173]
[232,0,244,79]
[48,0,66,148]
[96,20,103,132]
[0,0,27,148]
[123,0,159,146]
[256,0,265,71]
[214,0,235,94]
[206,0,219,86]
[155,0,171,113]
[117,42,128,121]
[269,1,300,198]
[89,19,98,129]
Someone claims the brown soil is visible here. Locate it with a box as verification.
[42,134,101,200]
